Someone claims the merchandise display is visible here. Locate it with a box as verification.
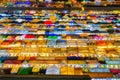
[0,0,120,80]
[0,0,120,8]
